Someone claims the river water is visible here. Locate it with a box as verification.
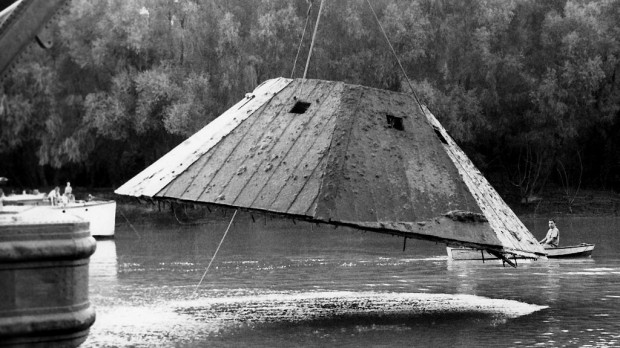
[83,214,620,347]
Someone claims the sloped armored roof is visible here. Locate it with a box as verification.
[116,78,545,259]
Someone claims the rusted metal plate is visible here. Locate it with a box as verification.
[314,84,481,224]
[157,79,343,219]
[0,0,69,76]
[116,78,545,258]
[423,106,545,255]
[0,1,20,26]
[115,77,292,197]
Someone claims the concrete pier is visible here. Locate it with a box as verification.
[0,206,96,347]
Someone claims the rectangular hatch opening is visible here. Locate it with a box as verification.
[386,114,404,131]
[290,101,311,114]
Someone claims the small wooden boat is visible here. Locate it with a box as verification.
[543,243,595,258]
[447,243,594,260]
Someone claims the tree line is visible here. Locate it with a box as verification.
[1,0,619,202]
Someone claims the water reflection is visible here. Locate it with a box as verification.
[90,239,118,282]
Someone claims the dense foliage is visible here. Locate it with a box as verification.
[1,0,619,201]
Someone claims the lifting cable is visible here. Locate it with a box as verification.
[193,209,238,296]
[119,209,141,238]
[364,1,530,264]
[364,0,423,110]
[290,1,314,78]
[363,2,526,263]
[302,0,325,80]
[293,0,325,99]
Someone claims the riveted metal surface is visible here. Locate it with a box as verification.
[115,77,293,197]
[314,84,481,224]
[0,0,69,77]
[116,78,545,257]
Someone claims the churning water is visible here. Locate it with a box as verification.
[84,215,620,347]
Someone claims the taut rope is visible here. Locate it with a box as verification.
[302,0,325,79]
[291,1,314,78]
[293,0,325,99]
[193,209,238,296]
[364,0,423,110]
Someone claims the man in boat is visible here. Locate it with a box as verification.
[47,186,61,206]
[539,219,560,248]
[63,182,75,203]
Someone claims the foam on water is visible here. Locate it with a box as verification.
[86,291,547,347]
[180,291,547,318]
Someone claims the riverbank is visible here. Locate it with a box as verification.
[503,187,620,218]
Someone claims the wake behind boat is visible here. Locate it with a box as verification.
[447,243,595,261]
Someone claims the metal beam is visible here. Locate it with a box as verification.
[0,0,68,77]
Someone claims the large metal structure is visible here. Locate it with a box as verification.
[0,0,67,77]
[0,0,545,262]
[116,78,546,260]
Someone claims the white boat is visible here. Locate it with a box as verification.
[1,193,48,205]
[447,243,594,261]
[1,190,116,238]
[54,200,117,238]
[2,196,116,238]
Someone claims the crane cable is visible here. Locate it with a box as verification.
[364,0,423,110]
[292,0,325,99]
[302,0,325,79]
[290,1,314,78]
[365,1,526,262]
[293,0,421,108]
